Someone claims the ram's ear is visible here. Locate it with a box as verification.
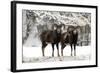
[52,24,57,30]
[61,24,65,30]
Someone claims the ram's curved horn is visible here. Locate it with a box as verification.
[74,26,81,33]
[67,25,75,32]
[76,26,81,29]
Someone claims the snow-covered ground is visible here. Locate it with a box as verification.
[23,45,91,63]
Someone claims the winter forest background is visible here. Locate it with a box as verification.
[22,10,91,47]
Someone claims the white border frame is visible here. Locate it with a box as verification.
[12,2,97,71]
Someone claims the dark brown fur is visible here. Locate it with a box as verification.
[61,26,78,56]
[40,24,65,57]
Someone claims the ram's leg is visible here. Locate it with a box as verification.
[52,43,55,57]
[70,44,73,56]
[42,42,47,56]
[61,43,66,56]
[74,44,76,56]
[56,43,60,57]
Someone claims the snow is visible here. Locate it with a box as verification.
[24,25,41,47]
[23,46,91,63]
[23,56,90,63]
